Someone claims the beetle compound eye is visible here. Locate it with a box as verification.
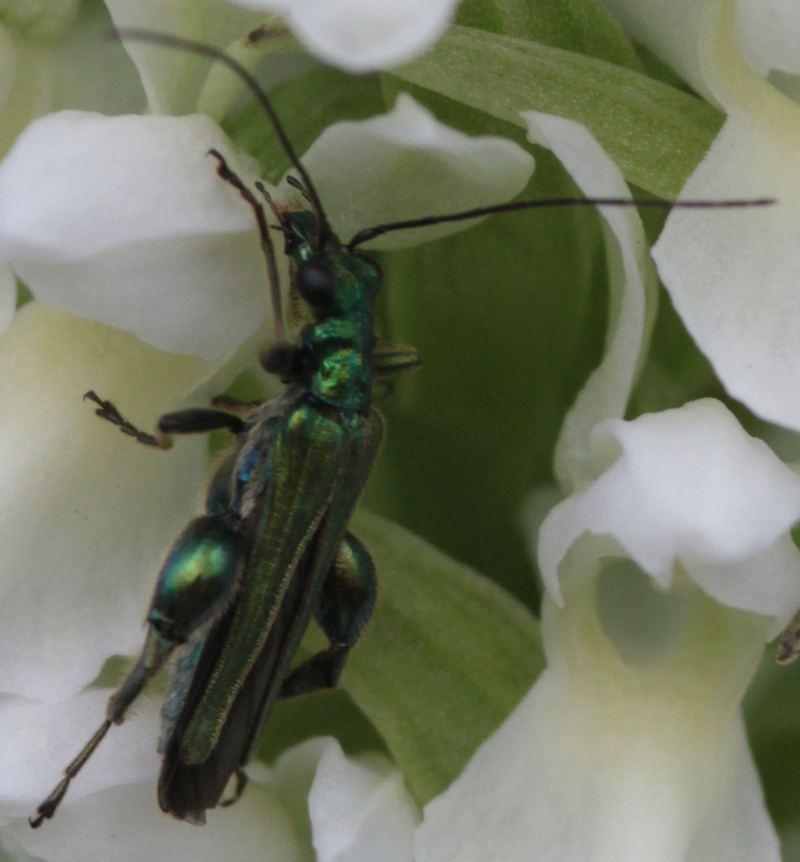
[297,260,335,307]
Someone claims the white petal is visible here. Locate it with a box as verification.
[0,264,15,335]
[601,0,800,99]
[599,0,711,101]
[0,304,224,700]
[230,0,459,72]
[6,737,400,862]
[289,94,534,250]
[602,1,800,433]
[104,0,266,116]
[0,112,253,255]
[735,0,800,76]
[309,740,418,862]
[652,106,800,430]
[0,691,160,816]
[538,399,800,627]
[417,663,779,862]
[0,111,271,358]
[13,232,274,360]
[418,552,778,862]
[523,112,657,493]
[7,779,300,862]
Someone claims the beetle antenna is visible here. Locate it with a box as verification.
[112,28,331,251]
[346,195,775,251]
[207,149,286,343]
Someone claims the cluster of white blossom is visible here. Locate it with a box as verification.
[1,1,799,860]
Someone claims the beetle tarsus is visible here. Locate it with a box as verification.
[30,719,113,827]
[220,768,249,807]
[83,390,163,448]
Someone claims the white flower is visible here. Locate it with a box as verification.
[521,111,657,493]
[225,0,463,72]
[14,3,795,857]
[412,109,800,861]
[0,112,269,358]
[0,304,230,702]
[296,94,535,251]
[0,97,533,352]
[0,724,418,862]
[309,739,419,862]
[599,0,800,431]
[417,399,800,862]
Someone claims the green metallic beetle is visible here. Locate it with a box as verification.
[28,33,427,826]
[31,179,423,828]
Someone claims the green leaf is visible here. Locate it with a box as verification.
[744,649,800,832]
[457,0,639,70]
[341,511,544,804]
[255,688,390,764]
[393,25,723,199]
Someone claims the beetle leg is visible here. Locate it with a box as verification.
[370,342,421,377]
[83,390,163,448]
[220,768,249,807]
[148,515,243,644]
[84,390,246,450]
[31,514,245,828]
[30,629,176,827]
[279,531,376,699]
[210,394,262,413]
[157,408,246,447]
